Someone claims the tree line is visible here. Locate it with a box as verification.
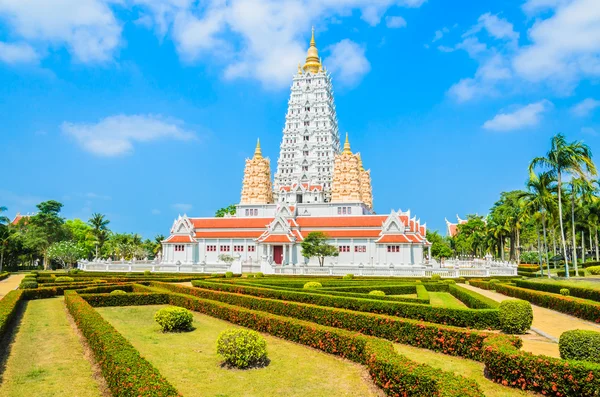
[0,200,164,271]
[427,133,598,279]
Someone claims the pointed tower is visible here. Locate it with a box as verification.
[240,139,274,204]
[358,154,373,209]
[331,133,362,203]
[273,28,341,203]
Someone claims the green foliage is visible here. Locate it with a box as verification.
[443,279,456,284]
[448,284,499,309]
[154,307,193,332]
[225,271,234,278]
[368,290,385,296]
[246,274,255,278]
[216,329,268,369]
[343,274,354,280]
[560,288,570,296]
[110,290,127,295]
[426,230,454,259]
[255,272,264,278]
[559,330,600,363]
[431,274,441,282]
[453,215,488,257]
[587,266,600,275]
[68,268,80,275]
[303,281,322,289]
[20,280,38,289]
[215,204,236,217]
[498,300,533,334]
[54,276,74,283]
[300,232,339,267]
[0,290,23,338]
[219,254,235,264]
[516,279,600,302]
[47,241,85,270]
[144,270,151,276]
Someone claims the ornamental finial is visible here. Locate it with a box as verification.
[343,132,352,154]
[303,27,321,73]
[254,138,262,159]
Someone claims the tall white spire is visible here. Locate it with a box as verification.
[273,29,340,203]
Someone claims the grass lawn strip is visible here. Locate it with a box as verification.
[428,292,467,309]
[393,344,535,397]
[97,304,383,397]
[0,297,103,397]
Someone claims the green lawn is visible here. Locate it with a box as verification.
[96,305,382,397]
[428,292,467,309]
[393,344,535,397]
[0,298,103,397]
[527,277,600,290]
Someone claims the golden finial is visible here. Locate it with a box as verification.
[357,153,364,170]
[303,27,321,73]
[298,63,302,74]
[254,138,262,159]
[343,132,352,154]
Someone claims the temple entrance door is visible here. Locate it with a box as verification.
[296,194,303,203]
[273,246,283,265]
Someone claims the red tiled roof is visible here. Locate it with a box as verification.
[191,218,273,229]
[447,223,458,237]
[376,235,411,243]
[300,229,381,238]
[195,231,263,239]
[164,235,194,243]
[296,216,387,228]
[259,234,293,243]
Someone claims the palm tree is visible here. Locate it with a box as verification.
[570,177,596,274]
[88,213,110,257]
[530,133,597,278]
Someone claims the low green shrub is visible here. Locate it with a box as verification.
[368,290,385,296]
[303,281,322,289]
[587,266,600,275]
[448,284,499,309]
[560,288,570,296]
[443,280,456,284]
[557,269,587,277]
[20,280,38,289]
[216,329,268,369]
[516,279,600,302]
[225,271,234,278]
[68,269,80,275]
[431,274,441,282]
[55,276,75,283]
[246,274,255,278]
[343,274,354,280]
[211,273,219,277]
[255,272,264,278]
[559,330,600,363]
[498,300,533,334]
[110,290,127,295]
[125,272,134,276]
[415,280,421,283]
[465,281,470,285]
[154,307,194,332]
[144,270,152,276]
[0,290,23,338]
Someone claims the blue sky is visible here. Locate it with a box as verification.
[1,0,599,238]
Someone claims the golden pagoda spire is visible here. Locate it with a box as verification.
[303,27,322,73]
[254,138,262,159]
[343,132,352,154]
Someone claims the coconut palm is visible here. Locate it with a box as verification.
[530,133,597,278]
[88,213,110,257]
[570,177,597,274]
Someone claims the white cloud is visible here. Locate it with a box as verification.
[0,41,38,64]
[522,0,570,15]
[571,98,600,117]
[448,54,511,102]
[483,100,551,131]
[513,0,600,91]
[432,27,449,42]
[0,0,121,63]
[464,13,519,43]
[324,39,370,86]
[437,45,454,53]
[385,16,406,29]
[455,37,488,57]
[62,114,196,157]
[172,203,192,212]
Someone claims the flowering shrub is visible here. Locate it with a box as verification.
[64,291,180,396]
[498,300,533,334]
[303,281,322,289]
[154,307,194,332]
[216,329,268,369]
[516,279,600,302]
[559,330,600,363]
[368,290,385,296]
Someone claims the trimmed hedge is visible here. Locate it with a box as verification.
[64,291,180,396]
[153,282,516,360]
[415,284,430,303]
[448,284,499,309]
[0,272,10,281]
[494,283,600,323]
[0,290,23,338]
[588,266,600,275]
[498,300,533,334]
[559,330,600,363]
[515,280,600,303]
[80,292,171,307]
[557,269,587,277]
[190,280,501,329]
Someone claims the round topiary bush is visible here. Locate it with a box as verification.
[368,290,386,296]
[20,280,38,289]
[55,276,74,283]
[216,329,268,369]
[465,280,470,285]
[246,274,255,278]
[431,274,441,282]
[303,281,322,289]
[415,280,422,284]
[587,266,600,275]
[560,288,570,296]
[144,270,152,276]
[443,279,456,284]
[559,330,600,363]
[110,290,127,295]
[225,271,234,278]
[154,307,194,332]
[343,274,354,280]
[255,272,264,278]
[498,300,533,334]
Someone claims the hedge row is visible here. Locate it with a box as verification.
[515,280,600,303]
[190,280,501,329]
[19,282,142,299]
[483,334,600,396]
[153,282,514,360]
[154,290,483,396]
[557,270,587,277]
[0,272,10,281]
[448,284,499,309]
[64,291,180,396]
[493,283,600,323]
[0,290,23,338]
[416,284,430,302]
[81,292,171,307]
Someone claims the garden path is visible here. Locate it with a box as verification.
[0,274,25,299]
[461,284,600,357]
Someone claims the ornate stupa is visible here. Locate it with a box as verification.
[331,133,373,208]
[240,139,274,204]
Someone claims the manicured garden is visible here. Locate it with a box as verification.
[1,270,600,396]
